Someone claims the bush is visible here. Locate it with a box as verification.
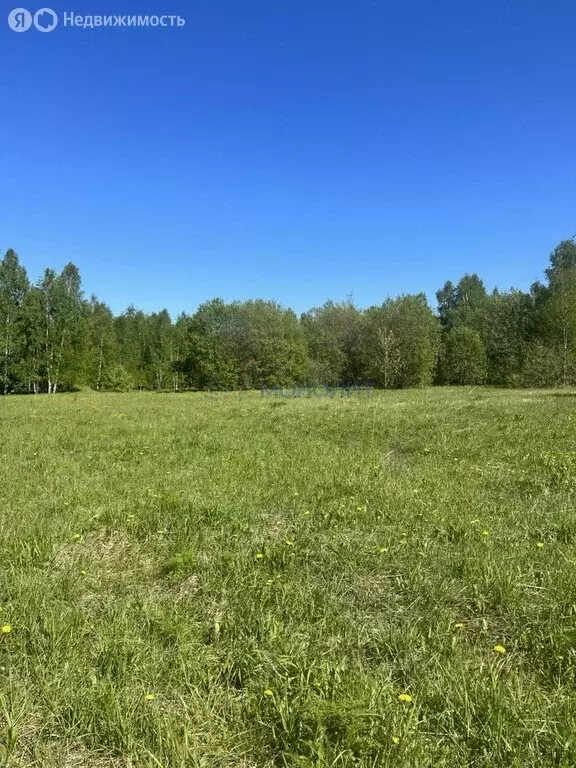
[101,364,134,392]
[438,327,487,385]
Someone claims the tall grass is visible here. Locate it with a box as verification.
[1,387,576,766]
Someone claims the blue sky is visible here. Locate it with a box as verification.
[1,0,575,317]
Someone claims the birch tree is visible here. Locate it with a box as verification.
[85,296,117,390]
[37,263,84,393]
[0,249,29,394]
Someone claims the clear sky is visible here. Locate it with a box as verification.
[1,0,575,317]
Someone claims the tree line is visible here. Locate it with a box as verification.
[1,239,575,394]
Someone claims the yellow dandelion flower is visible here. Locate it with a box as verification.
[263,689,274,697]
[536,542,544,548]
[493,645,506,654]
[255,553,264,560]
[481,530,489,536]
[392,736,400,745]
[80,569,87,576]
[144,693,155,701]
[1,625,12,634]
[398,693,412,703]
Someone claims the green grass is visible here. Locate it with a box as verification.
[2,387,576,766]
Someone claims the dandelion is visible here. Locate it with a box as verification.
[398,693,412,703]
[255,553,264,560]
[263,689,274,697]
[481,530,489,536]
[493,645,506,654]
[392,736,400,745]
[536,542,544,548]
[144,693,155,701]
[1,625,12,634]
[80,569,87,576]
[453,622,465,629]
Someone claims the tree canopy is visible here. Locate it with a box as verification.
[0,239,575,393]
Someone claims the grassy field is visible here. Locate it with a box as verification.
[2,387,576,767]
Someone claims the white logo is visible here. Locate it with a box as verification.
[7,7,58,31]
[8,8,32,31]
[34,7,58,31]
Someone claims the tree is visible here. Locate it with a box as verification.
[145,310,173,390]
[36,264,85,393]
[300,299,363,385]
[180,299,307,390]
[2,238,576,395]
[521,341,562,388]
[482,290,532,386]
[84,297,117,390]
[543,240,576,386]
[361,294,440,388]
[179,299,240,390]
[234,300,308,388]
[525,240,576,386]
[437,273,488,333]
[439,327,487,385]
[114,306,152,389]
[361,325,402,389]
[436,280,456,330]
[0,249,29,393]
[18,287,43,393]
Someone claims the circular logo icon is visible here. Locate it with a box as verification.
[8,8,32,31]
[33,7,58,32]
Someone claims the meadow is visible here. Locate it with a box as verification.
[1,387,576,767]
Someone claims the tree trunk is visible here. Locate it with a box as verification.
[96,335,104,391]
[3,314,10,395]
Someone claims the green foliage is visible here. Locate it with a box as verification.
[521,342,563,388]
[301,300,363,385]
[101,363,134,392]
[84,297,117,390]
[179,298,308,390]
[437,274,487,331]
[2,237,576,394]
[362,294,440,388]
[483,290,532,385]
[0,249,29,393]
[439,327,487,385]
